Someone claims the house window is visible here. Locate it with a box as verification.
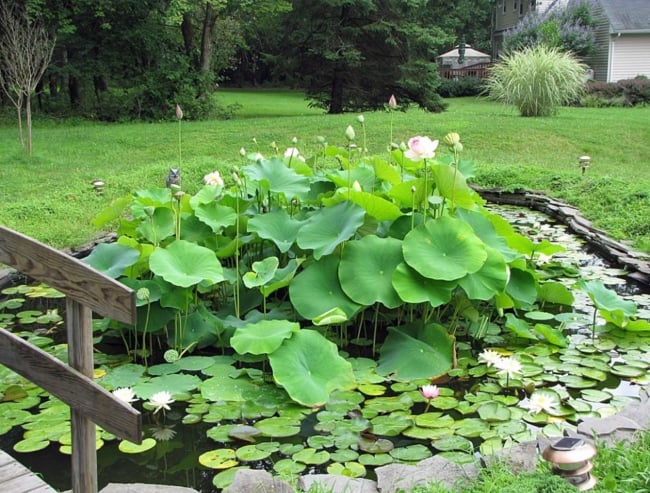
[520,2,523,14]
[514,1,518,11]
[503,1,507,12]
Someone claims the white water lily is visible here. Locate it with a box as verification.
[151,425,176,441]
[523,392,559,414]
[112,387,136,404]
[478,349,502,367]
[148,391,175,414]
[494,356,522,379]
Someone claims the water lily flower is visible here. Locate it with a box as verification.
[148,390,174,414]
[494,356,522,380]
[420,384,440,400]
[112,387,137,404]
[204,171,224,187]
[404,136,438,160]
[522,392,559,414]
[388,94,397,109]
[478,349,502,367]
[284,147,300,158]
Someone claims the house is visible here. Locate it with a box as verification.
[492,0,568,57]
[588,0,650,81]
[436,45,492,80]
[492,0,650,82]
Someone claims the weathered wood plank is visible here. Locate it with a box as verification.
[0,328,142,443]
[0,226,136,325]
[0,450,56,493]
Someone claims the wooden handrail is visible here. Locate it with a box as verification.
[0,226,141,493]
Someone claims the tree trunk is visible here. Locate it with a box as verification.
[25,92,32,156]
[15,93,24,148]
[199,3,218,75]
[68,75,80,108]
[329,70,344,114]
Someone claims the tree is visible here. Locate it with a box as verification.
[283,0,452,114]
[503,0,597,58]
[0,2,55,154]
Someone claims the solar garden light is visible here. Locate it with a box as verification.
[542,437,597,491]
[579,155,591,175]
[91,179,105,195]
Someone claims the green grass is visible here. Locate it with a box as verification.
[0,89,649,250]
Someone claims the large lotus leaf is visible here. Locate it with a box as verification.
[230,320,300,355]
[193,203,237,233]
[136,207,176,244]
[392,263,455,307]
[132,373,201,399]
[260,258,303,298]
[92,196,132,228]
[170,303,224,349]
[82,243,140,279]
[376,324,454,381]
[369,156,402,185]
[150,240,224,287]
[322,190,403,222]
[243,157,310,201]
[430,163,483,210]
[247,209,304,253]
[387,178,426,209]
[538,281,574,306]
[296,201,366,259]
[505,268,538,308]
[458,246,508,300]
[402,216,487,281]
[269,330,356,407]
[339,235,403,308]
[200,375,259,402]
[455,209,520,262]
[579,280,637,316]
[326,164,376,191]
[243,257,279,289]
[289,255,361,322]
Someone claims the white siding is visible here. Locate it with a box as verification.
[609,34,650,81]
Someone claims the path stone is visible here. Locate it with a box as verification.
[482,440,538,473]
[99,484,198,493]
[299,474,378,493]
[222,469,294,493]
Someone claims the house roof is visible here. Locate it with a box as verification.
[599,0,650,33]
[437,45,491,59]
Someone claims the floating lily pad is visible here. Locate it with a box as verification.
[293,447,331,465]
[119,438,156,454]
[390,444,432,462]
[274,458,306,475]
[235,443,277,461]
[199,448,238,469]
[358,453,393,466]
[13,437,50,453]
[255,417,301,438]
[212,466,250,490]
[326,461,366,477]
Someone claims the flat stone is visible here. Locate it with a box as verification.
[578,415,643,439]
[375,455,478,493]
[617,400,650,429]
[482,440,538,473]
[100,484,198,493]
[298,474,378,493]
[222,469,294,493]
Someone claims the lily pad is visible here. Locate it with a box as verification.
[118,438,156,454]
[199,448,238,469]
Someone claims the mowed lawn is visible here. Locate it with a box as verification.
[0,89,649,250]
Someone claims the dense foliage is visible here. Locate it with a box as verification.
[580,77,650,107]
[503,0,597,57]
[2,0,495,120]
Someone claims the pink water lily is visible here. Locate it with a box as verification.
[420,384,440,399]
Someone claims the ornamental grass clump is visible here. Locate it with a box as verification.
[486,45,587,117]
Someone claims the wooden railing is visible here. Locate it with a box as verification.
[0,226,141,493]
[439,62,493,80]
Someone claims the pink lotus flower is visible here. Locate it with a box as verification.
[175,104,183,120]
[388,94,397,109]
[404,136,438,160]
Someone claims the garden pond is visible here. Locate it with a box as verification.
[1,204,649,492]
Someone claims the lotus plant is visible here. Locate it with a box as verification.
[420,384,440,413]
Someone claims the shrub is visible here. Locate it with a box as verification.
[437,77,486,98]
[580,78,650,107]
[486,45,587,117]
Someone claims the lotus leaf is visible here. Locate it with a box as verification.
[458,246,508,300]
[269,329,356,407]
[118,438,156,454]
[200,375,259,402]
[477,402,511,422]
[133,373,200,399]
[390,444,431,461]
[538,282,575,306]
[255,417,301,437]
[82,243,140,279]
[430,163,482,210]
[377,324,454,381]
[244,157,310,201]
[392,262,454,307]
[243,257,279,289]
[326,461,366,477]
[199,448,238,469]
[293,447,331,465]
[231,319,299,355]
[149,240,223,287]
[432,435,474,453]
[505,268,538,307]
[289,255,361,322]
[358,453,393,466]
[370,414,413,436]
[402,216,487,281]
[274,458,306,475]
[339,235,403,308]
[235,443,275,461]
[136,207,176,244]
[296,201,366,259]
[247,209,304,253]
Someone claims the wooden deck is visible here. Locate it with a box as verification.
[0,450,57,493]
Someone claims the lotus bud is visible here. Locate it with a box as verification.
[388,94,397,109]
[173,190,185,201]
[357,114,365,124]
[239,147,246,157]
[443,132,460,147]
[345,125,356,141]
[390,142,400,150]
[291,136,298,144]
[453,142,464,153]
[352,180,362,192]
[316,135,327,145]
[175,104,183,120]
[411,185,417,194]
[270,141,278,152]
[232,172,242,186]
[136,288,151,301]
[399,141,408,152]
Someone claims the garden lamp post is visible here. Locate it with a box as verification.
[579,155,591,175]
[542,437,597,490]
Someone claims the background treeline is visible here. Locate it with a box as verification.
[1,0,495,120]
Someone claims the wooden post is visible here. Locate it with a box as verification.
[0,226,141,493]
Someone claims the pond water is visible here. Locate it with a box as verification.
[1,205,649,492]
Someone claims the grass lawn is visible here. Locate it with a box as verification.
[0,89,648,250]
